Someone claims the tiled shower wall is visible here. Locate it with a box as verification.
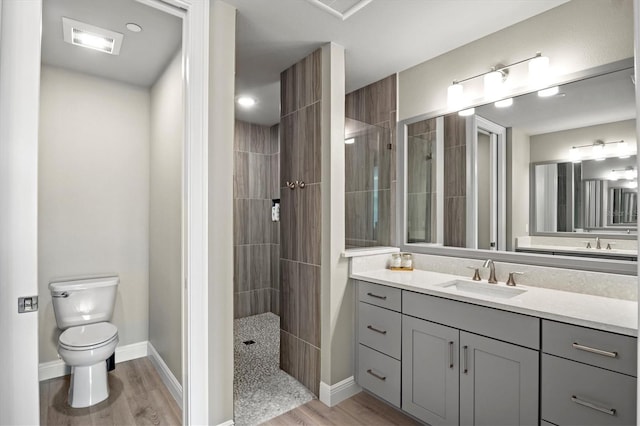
[233,120,280,318]
[279,49,322,396]
[345,74,397,247]
[443,113,467,247]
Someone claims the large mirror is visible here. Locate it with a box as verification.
[400,61,638,266]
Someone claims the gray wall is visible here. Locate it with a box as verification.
[233,120,280,318]
[38,66,150,363]
[149,50,183,383]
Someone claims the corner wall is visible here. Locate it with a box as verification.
[149,49,183,384]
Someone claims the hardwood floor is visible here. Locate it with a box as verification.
[40,357,181,426]
[261,391,420,426]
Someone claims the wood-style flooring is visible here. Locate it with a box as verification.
[261,391,420,426]
[40,357,181,426]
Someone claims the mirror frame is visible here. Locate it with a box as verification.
[397,58,637,275]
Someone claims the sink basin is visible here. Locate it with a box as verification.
[437,280,527,299]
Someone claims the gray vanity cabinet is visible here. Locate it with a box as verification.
[402,315,459,426]
[459,331,539,426]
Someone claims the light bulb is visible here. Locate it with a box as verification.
[484,70,503,98]
[625,169,636,180]
[592,142,605,160]
[529,54,550,86]
[608,171,619,181]
[538,86,559,97]
[494,98,513,108]
[569,147,582,163]
[237,96,256,107]
[629,181,638,189]
[447,83,464,110]
[617,141,630,158]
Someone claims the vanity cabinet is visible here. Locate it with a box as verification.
[401,292,539,426]
[541,320,637,426]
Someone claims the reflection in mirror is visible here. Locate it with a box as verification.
[345,118,391,248]
[402,63,637,262]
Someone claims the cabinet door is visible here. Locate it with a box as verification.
[460,331,539,426]
[402,315,459,426]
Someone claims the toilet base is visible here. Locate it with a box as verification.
[68,362,109,408]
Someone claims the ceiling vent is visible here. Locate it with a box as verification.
[305,0,373,20]
[62,17,124,55]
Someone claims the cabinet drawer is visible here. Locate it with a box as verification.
[358,281,401,312]
[403,291,539,349]
[357,344,401,407]
[541,354,636,426]
[358,302,401,359]
[542,320,637,376]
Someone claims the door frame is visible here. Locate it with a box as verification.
[0,0,212,423]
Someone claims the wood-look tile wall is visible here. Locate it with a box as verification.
[233,120,280,318]
[344,74,397,248]
[279,49,322,396]
[443,113,467,247]
[407,118,438,243]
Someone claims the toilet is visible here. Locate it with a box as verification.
[49,276,119,408]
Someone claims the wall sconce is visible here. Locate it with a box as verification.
[569,139,631,163]
[447,52,549,108]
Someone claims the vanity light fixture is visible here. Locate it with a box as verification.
[537,86,559,97]
[447,52,549,108]
[494,98,513,108]
[344,138,355,145]
[570,139,630,162]
[62,17,123,55]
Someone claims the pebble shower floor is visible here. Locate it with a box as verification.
[234,312,315,425]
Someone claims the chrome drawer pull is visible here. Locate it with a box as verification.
[367,325,387,335]
[366,292,387,300]
[448,341,454,369]
[571,395,616,416]
[366,369,386,381]
[572,342,618,358]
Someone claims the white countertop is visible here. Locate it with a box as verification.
[351,268,638,337]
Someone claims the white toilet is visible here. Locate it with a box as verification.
[49,276,119,408]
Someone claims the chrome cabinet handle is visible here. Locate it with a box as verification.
[449,341,454,368]
[571,395,616,416]
[367,325,387,335]
[366,292,387,300]
[463,345,468,374]
[572,342,618,358]
[366,369,386,381]
[51,291,69,298]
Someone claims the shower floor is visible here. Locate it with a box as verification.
[234,312,315,425]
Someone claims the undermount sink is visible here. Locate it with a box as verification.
[437,280,527,299]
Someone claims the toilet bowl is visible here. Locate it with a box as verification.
[49,276,119,408]
[58,322,119,408]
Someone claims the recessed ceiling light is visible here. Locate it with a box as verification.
[62,17,123,55]
[458,108,475,117]
[237,96,257,107]
[126,23,142,33]
[494,98,513,108]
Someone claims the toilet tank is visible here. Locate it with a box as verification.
[49,276,119,329]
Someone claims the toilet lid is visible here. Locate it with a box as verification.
[59,322,118,348]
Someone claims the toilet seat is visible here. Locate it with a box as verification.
[59,322,118,351]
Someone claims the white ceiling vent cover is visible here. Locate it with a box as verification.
[306,0,373,20]
[62,17,124,55]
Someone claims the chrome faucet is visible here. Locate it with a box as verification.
[483,259,498,284]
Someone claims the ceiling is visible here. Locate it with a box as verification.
[41,0,570,125]
[41,0,182,88]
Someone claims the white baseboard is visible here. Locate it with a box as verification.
[147,342,183,409]
[39,340,149,381]
[319,376,361,407]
